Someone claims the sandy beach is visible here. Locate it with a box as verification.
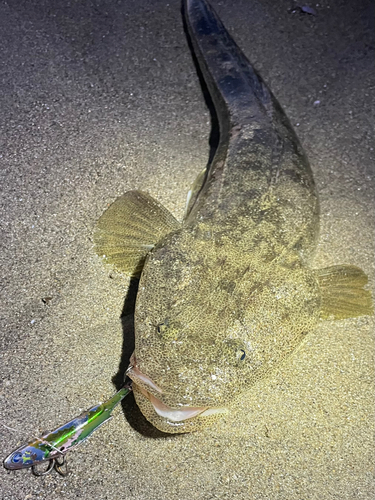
[0,1,374,499]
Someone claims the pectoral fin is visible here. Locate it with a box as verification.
[316,265,373,320]
[94,190,181,276]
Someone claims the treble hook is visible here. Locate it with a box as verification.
[31,456,68,477]
[3,380,132,477]
[54,455,68,476]
[31,459,54,477]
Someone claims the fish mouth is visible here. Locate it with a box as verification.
[127,354,227,423]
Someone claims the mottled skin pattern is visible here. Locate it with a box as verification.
[94,0,371,433]
[130,0,322,433]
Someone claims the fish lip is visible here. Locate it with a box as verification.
[137,384,210,422]
[126,353,163,396]
[127,353,228,423]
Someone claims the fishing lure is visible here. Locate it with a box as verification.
[3,379,132,476]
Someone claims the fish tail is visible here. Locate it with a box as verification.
[184,0,272,131]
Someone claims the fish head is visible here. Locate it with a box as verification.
[128,225,320,433]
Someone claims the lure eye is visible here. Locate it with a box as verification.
[11,452,23,464]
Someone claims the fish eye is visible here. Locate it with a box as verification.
[157,322,166,334]
[157,318,171,336]
[224,340,248,363]
[236,349,246,361]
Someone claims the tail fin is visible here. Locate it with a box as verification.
[184,0,271,128]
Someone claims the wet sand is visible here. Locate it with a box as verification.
[0,1,374,499]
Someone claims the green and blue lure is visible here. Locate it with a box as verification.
[3,380,132,476]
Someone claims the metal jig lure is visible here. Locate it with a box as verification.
[3,379,132,476]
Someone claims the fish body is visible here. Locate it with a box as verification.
[94,0,372,433]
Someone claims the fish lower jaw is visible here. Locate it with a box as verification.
[127,355,228,426]
[137,384,228,423]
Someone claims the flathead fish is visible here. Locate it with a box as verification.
[94,0,373,433]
